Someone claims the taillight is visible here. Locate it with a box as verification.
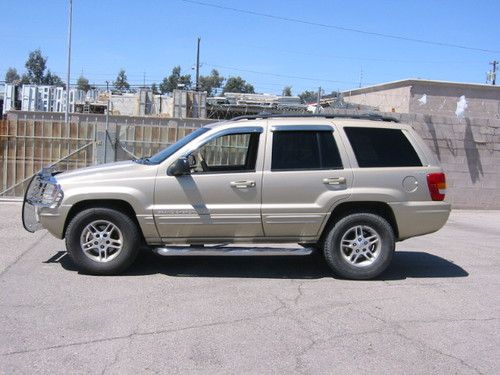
[427,173,446,201]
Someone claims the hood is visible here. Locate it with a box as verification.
[55,160,150,183]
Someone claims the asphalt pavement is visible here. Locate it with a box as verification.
[0,202,499,374]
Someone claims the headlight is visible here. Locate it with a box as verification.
[40,182,64,207]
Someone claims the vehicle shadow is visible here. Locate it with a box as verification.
[55,249,469,280]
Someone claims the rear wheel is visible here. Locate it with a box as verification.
[323,213,395,279]
[65,208,141,275]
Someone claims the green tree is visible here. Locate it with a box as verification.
[222,76,255,94]
[113,69,130,92]
[21,49,64,86]
[76,75,91,92]
[43,70,65,86]
[282,86,292,96]
[151,83,159,95]
[5,67,20,84]
[25,49,47,84]
[299,90,318,104]
[20,74,30,84]
[160,66,192,93]
[198,69,224,96]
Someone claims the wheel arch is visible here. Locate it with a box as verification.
[321,201,399,241]
[63,199,145,242]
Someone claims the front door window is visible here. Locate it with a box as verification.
[190,132,260,173]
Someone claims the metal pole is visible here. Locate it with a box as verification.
[195,37,200,91]
[104,81,110,163]
[316,86,321,114]
[492,61,497,85]
[65,0,73,124]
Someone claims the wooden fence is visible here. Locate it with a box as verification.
[0,113,219,197]
[0,119,95,196]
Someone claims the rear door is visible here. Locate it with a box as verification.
[340,125,430,202]
[261,123,353,239]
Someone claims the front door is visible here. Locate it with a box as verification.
[154,127,264,242]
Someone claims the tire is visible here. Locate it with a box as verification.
[65,208,141,275]
[323,213,395,280]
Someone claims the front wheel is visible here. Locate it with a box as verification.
[65,208,141,275]
[323,213,395,280]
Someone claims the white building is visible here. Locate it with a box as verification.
[19,85,84,113]
[2,84,18,114]
[3,84,207,118]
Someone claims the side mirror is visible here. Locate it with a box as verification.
[167,157,191,176]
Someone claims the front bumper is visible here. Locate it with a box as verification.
[22,169,64,233]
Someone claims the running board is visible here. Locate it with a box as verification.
[153,246,313,257]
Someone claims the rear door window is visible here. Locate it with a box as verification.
[271,130,343,171]
[344,127,422,167]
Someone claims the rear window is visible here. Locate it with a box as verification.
[344,127,422,168]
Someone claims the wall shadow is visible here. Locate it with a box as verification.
[55,250,468,281]
[464,117,484,183]
[423,115,441,161]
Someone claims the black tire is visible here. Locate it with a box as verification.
[323,213,395,280]
[65,208,141,275]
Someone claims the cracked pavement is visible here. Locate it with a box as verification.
[0,203,499,374]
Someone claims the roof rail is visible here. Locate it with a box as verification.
[230,113,399,123]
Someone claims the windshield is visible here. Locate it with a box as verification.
[146,127,210,164]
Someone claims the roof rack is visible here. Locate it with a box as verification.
[230,113,399,123]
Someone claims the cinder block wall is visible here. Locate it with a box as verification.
[329,109,500,209]
[409,114,499,209]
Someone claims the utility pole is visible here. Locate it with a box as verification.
[195,37,201,91]
[104,81,110,163]
[316,86,322,114]
[65,0,73,124]
[490,61,498,85]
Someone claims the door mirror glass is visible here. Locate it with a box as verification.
[187,154,197,167]
[167,157,191,176]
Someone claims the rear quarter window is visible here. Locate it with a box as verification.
[344,127,422,167]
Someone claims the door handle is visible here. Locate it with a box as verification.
[230,180,256,189]
[323,177,346,185]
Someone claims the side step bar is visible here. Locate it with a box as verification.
[153,246,313,257]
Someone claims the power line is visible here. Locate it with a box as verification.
[226,42,486,65]
[180,0,500,54]
[204,63,362,85]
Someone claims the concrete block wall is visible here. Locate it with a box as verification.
[409,114,500,209]
[328,109,500,209]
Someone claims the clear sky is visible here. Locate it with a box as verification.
[1,0,499,95]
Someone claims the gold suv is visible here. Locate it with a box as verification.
[23,114,450,279]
